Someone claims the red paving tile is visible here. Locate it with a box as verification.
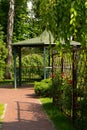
[0,87,54,130]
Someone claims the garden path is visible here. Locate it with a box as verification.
[0,86,54,130]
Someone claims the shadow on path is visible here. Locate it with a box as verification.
[0,87,54,130]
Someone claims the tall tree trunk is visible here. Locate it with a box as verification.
[5,0,15,79]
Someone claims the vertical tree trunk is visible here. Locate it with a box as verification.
[5,0,15,79]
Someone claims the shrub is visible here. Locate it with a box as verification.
[34,78,52,97]
[22,54,44,78]
[52,72,72,116]
[52,72,62,106]
[0,25,7,80]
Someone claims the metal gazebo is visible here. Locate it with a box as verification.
[12,30,55,88]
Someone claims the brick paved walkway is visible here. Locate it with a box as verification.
[0,87,54,130]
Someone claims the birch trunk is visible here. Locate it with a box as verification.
[5,0,14,79]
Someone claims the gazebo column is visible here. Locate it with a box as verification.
[44,46,46,79]
[48,50,50,67]
[48,48,51,78]
[13,47,17,89]
[18,47,22,86]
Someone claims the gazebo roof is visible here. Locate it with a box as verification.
[12,30,55,47]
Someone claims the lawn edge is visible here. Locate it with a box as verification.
[39,99,57,130]
[0,104,7,129]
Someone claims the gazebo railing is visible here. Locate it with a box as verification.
[16,66,52,86]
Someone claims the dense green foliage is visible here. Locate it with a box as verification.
[13,0,42,42]
[34,78,52,97]
[52,48,87,130]
[0,0,42,42]
[40,98,75,130]
[16,53,44,79]
[52,72,72,116]
[0,0,42,80]
[0,0,87,79]
[0,0,9,37]
[22,53,43,70]
[0,25,7,80]
[32,0,87,46]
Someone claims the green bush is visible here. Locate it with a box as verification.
[14,54,44,79]
[34,78,52,97]
[52,72,62,107]
[0,24,7,80]
[52,72,72,115]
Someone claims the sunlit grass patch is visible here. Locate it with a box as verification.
[0,104,4,122]
[40,97,76,130]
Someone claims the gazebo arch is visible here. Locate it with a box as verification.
[12,30,55,88]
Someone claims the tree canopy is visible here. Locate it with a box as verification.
[0,0,87,79]
[32,0,87,46]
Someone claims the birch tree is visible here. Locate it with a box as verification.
[5,0,15,79]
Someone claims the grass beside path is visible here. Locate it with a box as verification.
[0,104,4,122]
[40,97,76,130]
[0,104,5,130]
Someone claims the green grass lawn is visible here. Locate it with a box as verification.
[40,97,76,130]
[0,104,4,122]
[0,104,4,124]
[0,104,5,130]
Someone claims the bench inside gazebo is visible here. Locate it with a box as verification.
[12,30,55,88]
